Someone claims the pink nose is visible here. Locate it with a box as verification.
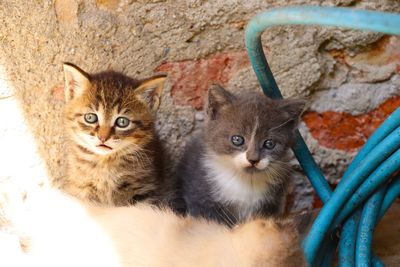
[97,127,111,143]
[98,136,108,143]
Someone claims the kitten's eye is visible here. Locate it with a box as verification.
[263,139,276,149]
[84,113,98,124]
[115,117,130,128]
[231,135,245,146]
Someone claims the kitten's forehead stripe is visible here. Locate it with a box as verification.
[112,96,123,111]
[100,89,107,109]
[204,91,298,160]
[249,116,259,145]
[94,93,101,110]
[86,76,152,125]
[88,104,96,111]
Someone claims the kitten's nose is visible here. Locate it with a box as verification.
[98,136,108,143]
[97,127,111,143]
[248,159,260,166]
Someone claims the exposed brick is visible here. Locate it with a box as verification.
[312,194,324,210]
[329,49,348,66]
[156,51,249,109]
[350,36,400,66]
[311,181,340,209]
[328,36,400,82]
[303,96,400,151]
[329,36,400,66]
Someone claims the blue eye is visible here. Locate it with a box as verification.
[84,113,98,123]
[231,135,244,146]
[263,139,275,149]
[115,117,130,128]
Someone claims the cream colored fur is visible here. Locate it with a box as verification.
[0,181,306,267]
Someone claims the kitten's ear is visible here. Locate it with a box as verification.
[63,62,91,102]
[206,84,236,120]
[278,98,307,127]
[135,74,167,111]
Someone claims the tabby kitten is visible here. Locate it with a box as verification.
[61,63,166,206]
[177,85,305,226]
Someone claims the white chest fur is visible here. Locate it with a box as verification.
[203,154,271,220]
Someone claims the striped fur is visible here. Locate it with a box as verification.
[60,63,166,206]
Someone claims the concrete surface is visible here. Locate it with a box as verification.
[0,0,399,210]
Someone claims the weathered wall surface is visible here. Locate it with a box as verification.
[1,0,399,210]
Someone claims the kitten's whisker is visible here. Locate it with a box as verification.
[217,203,236,226]
[222,204,238,224]
[273,161,292,170]
[269,118,295,132]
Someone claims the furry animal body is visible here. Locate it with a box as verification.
[176,85,305,226]
[60,63,166,206]
[0,183,309,267]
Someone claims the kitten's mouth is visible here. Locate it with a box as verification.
[97,144,113,150]
[243,166,262,174]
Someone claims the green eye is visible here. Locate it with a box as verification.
[84,113,98,124]
[115,117,130,128]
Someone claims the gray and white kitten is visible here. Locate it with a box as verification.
[176,85,305,226]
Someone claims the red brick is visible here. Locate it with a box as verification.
[350,36,400,66]
[329,36,400,66]
[155,51,249,109]
[311,181,339,209]
[303,96,400,151]
[328,36,400,82]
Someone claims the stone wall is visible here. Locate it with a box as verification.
[1,0,399,210]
